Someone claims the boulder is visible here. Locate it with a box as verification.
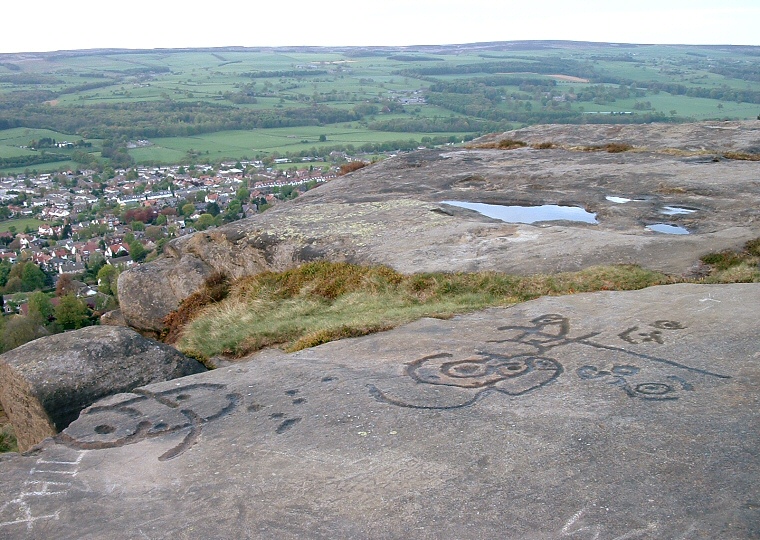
[0,326,206,452]
[99,309,126,327]
[118,254,212,335]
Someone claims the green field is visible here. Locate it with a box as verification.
[0,218,45,233]
[134,127,466,162]
[1,42,759,171]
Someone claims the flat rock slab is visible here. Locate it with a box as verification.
[1,283,758,539]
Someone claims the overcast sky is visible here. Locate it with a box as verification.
[2,0,759,54]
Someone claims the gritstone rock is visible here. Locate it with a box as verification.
[0,283,757,538]
[0,326,206,452]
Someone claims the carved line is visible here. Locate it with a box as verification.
[577,339,730,379]
[158,409,202,462]
[367,384,487,410]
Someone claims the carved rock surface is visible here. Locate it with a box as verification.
[0,283,757,539]
[0,326,206,452]
[117,121,760,333]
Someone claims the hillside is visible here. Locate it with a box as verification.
[1,41,759,173]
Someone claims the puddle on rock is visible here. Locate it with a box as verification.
[647,223,690,235]
[443,201,597,224]
[661,206,697,215]
[606,196,632,204]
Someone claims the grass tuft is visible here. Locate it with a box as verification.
[723,152,760,162]
[531,142,557,149]
[745,238,760,257]
[583,143,634,153]
[0,424,17,453]
[470,139,527,150]
[338,161,369,175]
[700,250,744,270]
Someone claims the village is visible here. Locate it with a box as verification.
[0,157,345,327]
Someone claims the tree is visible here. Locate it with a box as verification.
[97,265,119,296]
[0,261,10,288]
[27,291,54,324]
[235,187,250,202]
[83,252,105,283]
[128,240,147,262]
[2,316,48,351]
[194,213,216,230]
[206,202,220,216]
[145,225,164,241]
[21,263,46,292]
[55,274,77,297]
[54,294,90,330]
[3,276,22,294]
[181,203,196,217]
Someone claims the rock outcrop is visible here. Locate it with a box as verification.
[1,283,758,538]
[0,326,207,452]
[117,121,760,334]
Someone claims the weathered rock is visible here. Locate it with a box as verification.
[117,121,760,334]
[0,326,206,452]
[0,283,757,538]
[118,254,212,334]
[99,309,126,327]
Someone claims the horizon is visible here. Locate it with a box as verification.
[3,0,760,55]
[3,39,760,58]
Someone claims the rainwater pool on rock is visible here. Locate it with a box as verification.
[606,196,632,204]
[647,223,690,235]
[661,206,697,216]
[442,201,598,224]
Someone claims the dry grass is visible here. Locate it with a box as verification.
[164,237,760,363]
[0,406,17,453]
[723,152,760,162]
[338,161,369,175]
[163,271,230,344]
[531,142,557,149]
[470,139,528,150]
[171,262,673,361]
[582,143,634,153]
[700,238,760,283]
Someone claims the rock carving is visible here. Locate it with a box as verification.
[370,314,729,409]
[56,383,243,461]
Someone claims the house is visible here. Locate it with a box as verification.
[106,243,129,258]
[58,260,86,275]
[0,251,17,264]
[108,255,135,269]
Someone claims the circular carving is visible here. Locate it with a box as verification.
[444,362,490,378]
[635,383,673,396]
[498,361,528,377]
[651,320,685,330]
[94,424,115,435]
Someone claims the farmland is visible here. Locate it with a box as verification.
[1,41,759,172]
